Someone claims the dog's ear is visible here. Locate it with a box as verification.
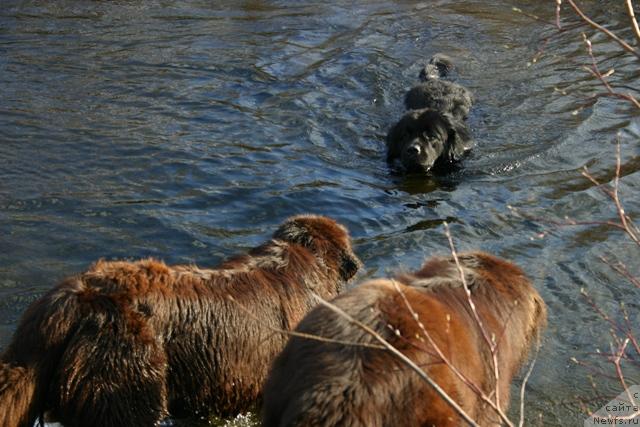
[339,251,361,281]
[442,113,472,162]
[386,120,405,161]
[274,216,361,281]
[273,218,313,247]
[386,113,417,161]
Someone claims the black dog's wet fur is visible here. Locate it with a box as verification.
[405,54,474,120]
[386,109,471,173]
[387,54,474,174]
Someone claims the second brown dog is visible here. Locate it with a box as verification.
[262,252,546,427]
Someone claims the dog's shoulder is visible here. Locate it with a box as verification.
[80,258,176,294]
[221,239,297,272]
[404,79,473,118]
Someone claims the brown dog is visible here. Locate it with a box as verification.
[262,252,546,427]
[0,215,361,427]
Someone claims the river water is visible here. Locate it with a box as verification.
[1,0,639,425]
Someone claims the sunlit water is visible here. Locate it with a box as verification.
[1,0,639,425]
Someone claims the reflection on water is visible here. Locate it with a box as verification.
[1,0,639,425]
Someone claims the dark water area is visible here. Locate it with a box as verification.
[1,0,639,425]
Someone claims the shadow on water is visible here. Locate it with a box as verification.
[1,0,639,425]
[389,172,458,195]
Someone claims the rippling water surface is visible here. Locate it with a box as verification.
[1,0,639,425]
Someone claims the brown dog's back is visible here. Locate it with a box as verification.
[262,252,546,427]
[0,215,360,427]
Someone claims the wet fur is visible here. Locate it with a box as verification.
[386,109,472,173]
[0,215,361,427]
[387,54,474,173]
[262,252,547,427]
[404,54,474,120]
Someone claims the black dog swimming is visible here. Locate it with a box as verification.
[386,109,472,174]
[387,54,474,174]
[404,54,474,120]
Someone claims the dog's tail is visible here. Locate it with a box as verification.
[0,362,39,427]
[0,276,86,427]
[419,54,454,81]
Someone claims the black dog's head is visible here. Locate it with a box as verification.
[419,54,454,80]
[386,109,472,174]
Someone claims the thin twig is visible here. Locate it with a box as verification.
[556,0,562,30]
[443,222,502,409]
[619,303,640,356]
[588,90,640,106]
[312,294,480,427]
[566,0,640,60]
[625,0,640,47]
[511,6,552,25]
[518,343,540,427]
[580,289,631,345]
[585,339,640,423]
[390,279,515,427]
[571,357,623,382]
[581,142,640,245]
[600,256,640,289]
[608,339,640,421]
[582,34,640,109]
[391,279,493,412]
[227,295,386,349]
[611,142,640,244]
[578,288,639,393]
[390,279,478,391]
[613,339,631,396]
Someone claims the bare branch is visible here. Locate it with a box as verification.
[613,339,632,397]
[550,3,640,405]
[581,142,640,245]
[443,222,502,408]
[389,280,478,391]
[511,7,551,25]
[600,256,640,289]
[625,0,640,47]
[619,304,640,356]
[611,142,640,245]
[581,34,640,109]
[565,0,640,60]
[518,343,540,427]
[580,289,630,344]
[312,294,481,427]
[227,295,386,350]
[390,279,515,427]
[571,356,623,382]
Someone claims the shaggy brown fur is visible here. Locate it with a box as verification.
[262,252,547,427]
[0,215,361,427]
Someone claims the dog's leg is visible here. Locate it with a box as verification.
[52,313,168,427]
